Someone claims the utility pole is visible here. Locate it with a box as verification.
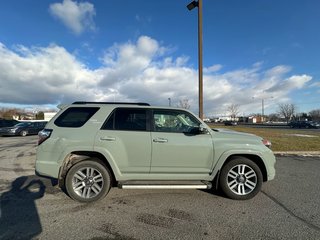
[187,0,203,119]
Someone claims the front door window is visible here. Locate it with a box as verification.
[153,111,200,133]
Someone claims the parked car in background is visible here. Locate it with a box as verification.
[224,121,237,126]
[0,121,47,136]
[288,121,320,129]
[0,119,20,128]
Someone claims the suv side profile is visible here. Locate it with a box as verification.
[36,102,276,202]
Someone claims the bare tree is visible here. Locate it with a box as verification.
[227,104,240,120]
[177,99,191,110]
[309,109,320,121]
[277,103,296,123]
[0,108,20,120]
[268,113,280,122]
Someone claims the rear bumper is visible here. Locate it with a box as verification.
[35,161,60,179]
[36,149,60,179]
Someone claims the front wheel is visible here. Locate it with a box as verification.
[65,159,112,202]
[20,130,28,136]
[219,157,263,200]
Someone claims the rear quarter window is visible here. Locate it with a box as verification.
[54,107,99,128]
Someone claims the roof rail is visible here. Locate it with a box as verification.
[57,104,69,110]
[72,101,150,106]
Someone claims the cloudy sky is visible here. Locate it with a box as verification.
[0,0,319,117]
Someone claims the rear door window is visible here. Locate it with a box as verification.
[55,107,99,128]
[103,108,147,131]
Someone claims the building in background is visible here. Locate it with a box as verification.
[44,112,57,121]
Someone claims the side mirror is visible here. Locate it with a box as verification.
[199,125,208,134]
[186,126,208,135]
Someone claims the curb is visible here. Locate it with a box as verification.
[274,151,320,157]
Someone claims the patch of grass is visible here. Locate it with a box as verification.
[208,124,320,151]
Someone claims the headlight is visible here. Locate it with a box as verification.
[10,128,18,133]
[262,139,272,148]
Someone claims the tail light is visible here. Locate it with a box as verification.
[38,129,52,145]
[262,139,272,148]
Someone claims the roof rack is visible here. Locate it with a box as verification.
[72,101,150,106]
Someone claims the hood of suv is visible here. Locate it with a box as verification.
[211,128,267,148]
[212,128,260,139]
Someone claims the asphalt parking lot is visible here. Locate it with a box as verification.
[1,136,320,240]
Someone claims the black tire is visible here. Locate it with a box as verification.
[20,130,28,137]
[219,157,263,200]
[65,159,112,202]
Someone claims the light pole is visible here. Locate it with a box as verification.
[109,88,117,102]
[253,96,274,123]
[187,0,203,120]
[168,98,172,107]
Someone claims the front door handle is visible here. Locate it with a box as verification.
[153,138,168,143]
[100,136,116,141]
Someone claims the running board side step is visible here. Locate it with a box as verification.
[118,181,212,190]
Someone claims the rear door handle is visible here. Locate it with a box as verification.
[153,138,168,143]
[100,137,116,141]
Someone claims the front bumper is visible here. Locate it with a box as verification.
[264,149,276,181]
[0,131,19,136]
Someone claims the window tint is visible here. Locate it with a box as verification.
[55,107,99,128]
[40,122,47,127]
[0,120,19,127]
[153,110,200,133]
[34,122,46,127]
[16,122,31,127]
[103,108,146,131]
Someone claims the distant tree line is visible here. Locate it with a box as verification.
[0,108,45,120]
[225,103,320,123]
[276,103,320,123]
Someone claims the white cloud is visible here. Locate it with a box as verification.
[309,81,320,88]
[49,0,96,35]
[204,64,223,73]
[0,43,99,104]
[0,36,313,116]
[135,14,152,24]
[266,74,312,93]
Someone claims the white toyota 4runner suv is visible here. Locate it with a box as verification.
[36,102,276,202]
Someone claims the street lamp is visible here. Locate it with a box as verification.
[109,88,118,102]
[187,0,203,120]
[253,96,274,123]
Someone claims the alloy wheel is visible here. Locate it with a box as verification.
[226,164,257,195]
[72,167,104,199]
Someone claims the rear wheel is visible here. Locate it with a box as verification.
[65,159,112,202]
[219,157,263,200]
